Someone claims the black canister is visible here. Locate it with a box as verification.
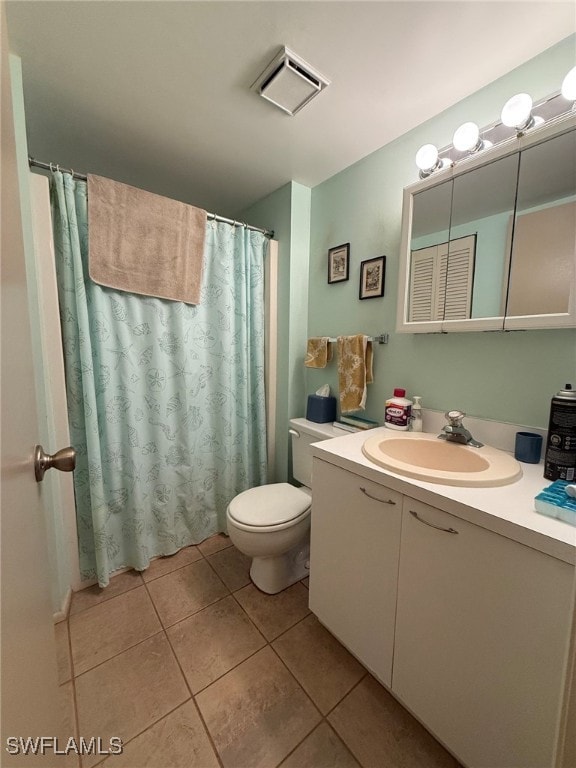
[544,384,576,481]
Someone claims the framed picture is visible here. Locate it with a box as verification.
[359,255,386,299]
[328,243,350,284]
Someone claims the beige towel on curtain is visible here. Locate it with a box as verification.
[88,174,207,305]
[337,335,374,413]
[305,337,333,368]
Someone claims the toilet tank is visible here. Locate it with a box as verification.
[289,418,345,488]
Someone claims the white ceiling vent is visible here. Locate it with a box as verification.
[251,47,330,116]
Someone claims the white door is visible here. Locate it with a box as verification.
[1,5,64,763]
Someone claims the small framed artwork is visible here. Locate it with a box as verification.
[359,255,386,299]
[328,243,350,284]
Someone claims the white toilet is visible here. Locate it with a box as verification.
[226,418,340,594]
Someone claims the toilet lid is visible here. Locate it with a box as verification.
[228,483,311,527]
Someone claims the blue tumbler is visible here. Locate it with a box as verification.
[514,432,543,464]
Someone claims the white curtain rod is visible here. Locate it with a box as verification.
[27,156,274,239]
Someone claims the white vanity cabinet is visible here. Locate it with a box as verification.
[393,498,574,768]
[309,458,402,687]
[309,455,575,768]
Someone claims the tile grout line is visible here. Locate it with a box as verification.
[70,629,168,687]
[72,541,367,768]
[222,593,327,768]
[323,720,364,768]
[157,585,312,700]
[68,576,145,618]
[264,623,370,768]
[66,542,246,764]
[83,572,194,762]
[322,669,369,719]
[149,569,321,766]
[147,577,269,699]
[84,577,201,766]
[141,577,195,703]
[70,536,232,619]
[267,636,325,715]
[159,593,232,633]
[177,591,270,698]
[269,615,370,719]
[320,673,372,768]
[65,613,83,768]
[140,542,215,584]
[69,535,233,612]
[143,554,231,630]
[222,584,370,767]
[179,589,323,768]
[70,589,166,677]
[229,581,312,644]
[202,548,252,594]
[274,721,327,768]
[141,572,226,768]
[275,718,361,768]
[263,639,326,768]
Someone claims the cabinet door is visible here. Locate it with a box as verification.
[309,458,402,686]
[393,498,574,768]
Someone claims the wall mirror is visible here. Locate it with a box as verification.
[397,113,576,333]
[408,179,452,323]
[505,128,576,328]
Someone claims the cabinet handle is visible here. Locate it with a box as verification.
[409,509,459,534]
[359,486,396,505]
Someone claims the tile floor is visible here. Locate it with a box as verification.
[55,535,460,768]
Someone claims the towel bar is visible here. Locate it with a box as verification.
[327,333,389,345]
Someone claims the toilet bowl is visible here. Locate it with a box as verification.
[226,483,311,594]
[226,418,340,594]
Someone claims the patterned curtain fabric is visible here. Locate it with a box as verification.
[50,171,268,586]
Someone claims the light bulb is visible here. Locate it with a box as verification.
[415,144,439,173]
[561,66,576,101]
[453,122,481,152]
[501,93,533,130]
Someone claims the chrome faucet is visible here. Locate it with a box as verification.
[438,411,483,448]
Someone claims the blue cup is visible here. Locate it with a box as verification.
[514,432,543,464]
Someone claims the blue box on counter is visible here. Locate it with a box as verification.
[306,394,337,423]
[534,480,576,527]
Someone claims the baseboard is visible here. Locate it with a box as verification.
[53,587,72,624]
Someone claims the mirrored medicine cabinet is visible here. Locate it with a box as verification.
[396,113,576,333]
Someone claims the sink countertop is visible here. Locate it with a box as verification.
[308,424,576,564]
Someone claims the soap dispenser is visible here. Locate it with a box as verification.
[411,396,423,432]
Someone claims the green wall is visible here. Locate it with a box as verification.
[241,181,311,481]
[306,35,576,429]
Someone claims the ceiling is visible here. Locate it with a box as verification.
[6,1,575,218]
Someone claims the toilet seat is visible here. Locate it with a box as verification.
[227,483,311,531]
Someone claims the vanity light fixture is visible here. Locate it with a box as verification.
[452,121,492,153]
[414,75,573,177]
[561,65,576,101]
[415,144,451,178]
[500,93,543,132]
[415,143,440,176]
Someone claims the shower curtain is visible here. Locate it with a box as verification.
[50,171,268,587]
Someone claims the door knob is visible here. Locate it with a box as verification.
[34,445,76,482]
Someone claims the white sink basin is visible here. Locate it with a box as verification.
[362,433,522,487]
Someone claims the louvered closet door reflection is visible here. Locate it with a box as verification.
[441,235,475,320]
[409,235,475,322]
[409,245,440,321]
